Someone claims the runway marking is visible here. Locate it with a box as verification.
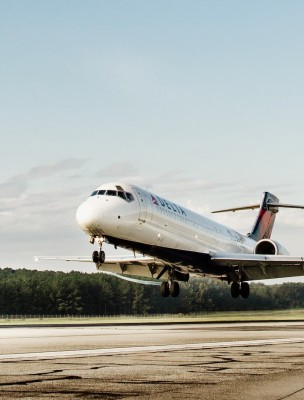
[1,338,304,361]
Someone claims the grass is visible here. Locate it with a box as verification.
[1,309,304,326]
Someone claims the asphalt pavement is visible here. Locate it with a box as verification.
[0,322,304,399]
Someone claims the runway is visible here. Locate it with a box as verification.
[1,322,304,399]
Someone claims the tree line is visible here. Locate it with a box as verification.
[0,268,304,315]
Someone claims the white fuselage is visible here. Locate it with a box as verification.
[76,182,257,257]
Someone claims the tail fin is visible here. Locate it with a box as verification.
[248,192,279,241]
[212,192,304,242]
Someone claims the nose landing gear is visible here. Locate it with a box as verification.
[92,250,105,264]
[91,236,106,264]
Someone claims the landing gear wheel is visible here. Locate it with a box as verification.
[160,282,170,297]
[99,250,105,263]
[92,250,105,264]
[231,282,241,298]
[240,282,250,298]
[170,281,180,297]
[92,250,99,263]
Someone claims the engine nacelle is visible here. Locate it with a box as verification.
[254,239,289,255]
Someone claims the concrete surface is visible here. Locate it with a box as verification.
[0,322,304,399]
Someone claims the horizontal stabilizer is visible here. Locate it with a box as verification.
[267,202,304,210]
[212,204,260,213]
[212,202,304,214]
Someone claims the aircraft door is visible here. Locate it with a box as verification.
[133,187,149,223]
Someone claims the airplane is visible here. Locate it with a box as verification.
[38,183,304,299]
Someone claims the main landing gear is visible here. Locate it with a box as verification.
[158,266,181,298]
[160,281,180,297]
[230,281,250,299]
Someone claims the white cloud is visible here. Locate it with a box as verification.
[0,160,90,259]
[96,161,139,178]
[0,158,88,201]
[0,177,28,199]
[25,158,88,180]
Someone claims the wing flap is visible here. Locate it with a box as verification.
[96,270,162,285]
[95,257,168,280]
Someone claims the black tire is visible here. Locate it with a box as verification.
[99,250,105,264]
[170,281,180,297]
[160,282,170,297]
[240,282,250,298]
[231,282,240,298]
[92,251,99,263]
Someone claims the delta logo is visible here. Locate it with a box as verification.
[150,194,187,216]
[151,195,159,205]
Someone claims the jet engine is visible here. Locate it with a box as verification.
[254,239,289,256]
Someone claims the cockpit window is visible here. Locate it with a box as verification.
[91,188,134,202]
[126,192,134,201]
[117,191,126,200]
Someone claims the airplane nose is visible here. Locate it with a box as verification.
[76,200,103,235]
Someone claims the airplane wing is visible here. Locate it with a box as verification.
[34,255,169,284]
[35,252,304,283]
[210,252,304,281]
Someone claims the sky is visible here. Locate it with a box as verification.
[1,1,304,282]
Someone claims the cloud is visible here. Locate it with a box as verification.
[150,172,237,201]
[96,162,139,178]
[0,158,88,201]
[25,158,88,180]
[0,185,84,243]
[0,158,92,265]
[0,176,28,199]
